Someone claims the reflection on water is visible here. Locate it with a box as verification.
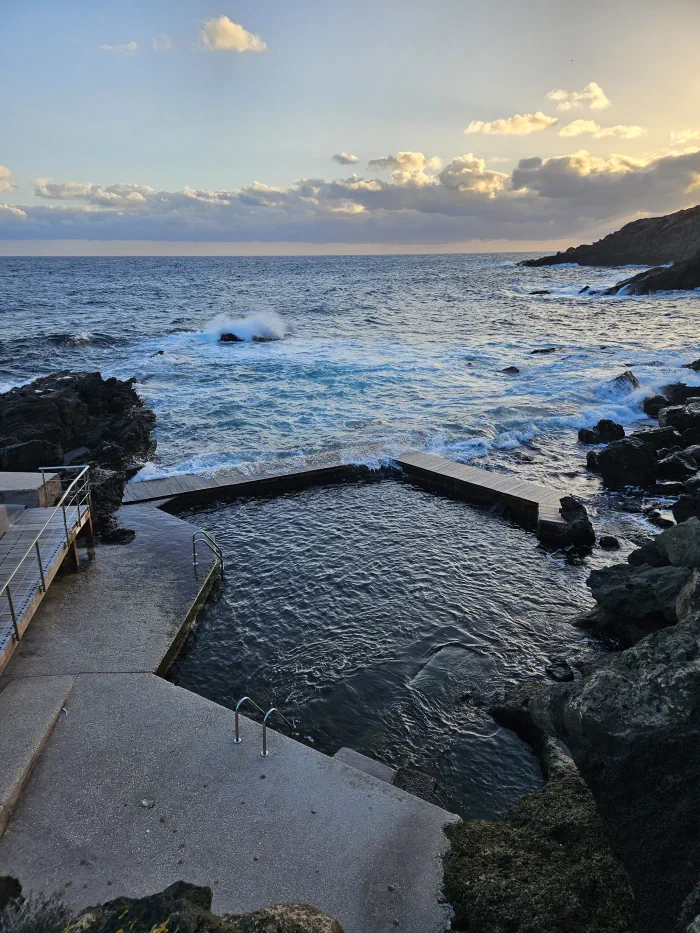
[170,478,607,818]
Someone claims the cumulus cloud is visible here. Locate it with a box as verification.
[332,153,359,165]
[200,16,266,52]
[546,81,611,112]
[367,151,442,185]
[559,120,646,140]
[5,148,700,245]
[0,166,16,193]
[465,112,558,136]
[152,34,171,52]
[99,41,138,55]
[671,129,700,145]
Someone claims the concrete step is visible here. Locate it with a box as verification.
[0,675,75,836]
[333,747,396,784]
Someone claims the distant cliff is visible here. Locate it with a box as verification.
[522,205,700,268]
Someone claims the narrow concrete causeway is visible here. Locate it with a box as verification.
[0,504,457,933]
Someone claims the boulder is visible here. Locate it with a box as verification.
[587,563,690,622]
[578,419,625,445]
[673,495,700,524]
[68,882,344,933]
[655,518,700,567]
[631,426,682,450]
[220,332,244,342]
[658,451,699,480]
[606,371,640,395]
[586,450,599,472]
[642,395,669,418]
[663,384,700,406]
[524,574,700,933]
[442,750,634,933]
[0,439,63,471]
[683,445,700,466]
[0,876,21,911]
[683,359,700,372]
[599,534,620,550]
[502,366,520,374]
[627,538,669,568]
[531,347,560,354]
[596,438,658,488]
[537,496,595,547]
[659,402,700,434]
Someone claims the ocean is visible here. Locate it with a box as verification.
[3,253,699,815]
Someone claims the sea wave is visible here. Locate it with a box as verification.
[201,311,287,343]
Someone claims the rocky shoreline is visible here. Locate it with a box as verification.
[444,364,700,932]
[521,204,700,268]
[0,372,156,536]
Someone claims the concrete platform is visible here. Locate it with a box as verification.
[0,472,61,508]
[0,673,457,933]
[334,747,397,785]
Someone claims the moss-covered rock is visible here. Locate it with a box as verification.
[443,759,634,933]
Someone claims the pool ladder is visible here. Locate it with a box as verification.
[192,530,224,576]
[234,696,296,757]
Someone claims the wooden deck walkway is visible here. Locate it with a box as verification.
[0,505,90,674]
[397,451,566,531]
[123,454,366,509]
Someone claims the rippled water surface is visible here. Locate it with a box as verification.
[171,478,612,817]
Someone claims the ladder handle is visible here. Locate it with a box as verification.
[262,707,295,757]
[234,696,266,744]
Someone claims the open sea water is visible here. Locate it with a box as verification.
[2,253,699,814]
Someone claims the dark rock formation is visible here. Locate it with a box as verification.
[660,401,700,435]
[607,370,640,395]
[530,347,560,354]
[674,494,700,523]
[662,383,700,406]
[683,359,700,372]
[578,419,625,445]
[442,745,634,933]
[596,438,658,488]
[3,881,345,933]
[630,426,682,450]
[0,372,156,533]
[502,366,520,374]
[220,332,244,342]
[0,876,21,911]
[521,573,700,933]
[659,450,699,480]
[536,496,595,548]
[605,251,700,296]
[642,394,668,417]
[587,563,690,623]
[599,535,620,550]
[521,204,700,268]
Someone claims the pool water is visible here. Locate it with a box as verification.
[170,477,606,817]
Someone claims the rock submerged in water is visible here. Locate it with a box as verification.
[578,419,625,445]
[0,880,346,933]
[502,366,520,375]
[605,250,700,296]
[220,332,244,342]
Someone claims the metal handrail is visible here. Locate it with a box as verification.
[234,697,296,757]
[262,707,295,758]
[234,696,266,744]
[2,465,91,642]
[192,529,224,575]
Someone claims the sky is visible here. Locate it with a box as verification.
[1,0,700,254]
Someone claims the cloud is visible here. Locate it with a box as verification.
[367,151,442,185]
[546,81,611,112]
[0,166,16,194]
[99,41,138,55]
[671,129,700,145]
[332,153,359,165]
[6,148,700,246]
[559,120,646,140]
[465,112,558,136]
[152,34,171,52]
[200,16,266,52]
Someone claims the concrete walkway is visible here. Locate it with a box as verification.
[0,505,458,933]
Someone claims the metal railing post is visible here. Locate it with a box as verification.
[262,708,295,758]
[62,505,70,546]
[5,586,19,641]
[35,542,46,592]
[234,696,266,745]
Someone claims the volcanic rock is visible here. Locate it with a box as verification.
[599,535,620,550]
[642,394,668,417]
[630,426,682,450]
[605,251,700,296]
[578,419,625,445]
[596,438,658,488]
[520,204,700,268]
[658,451,699,480]
[502,366,520,374]
[606,371,640,394]
[587,562,690,623]
[219,332,244,342]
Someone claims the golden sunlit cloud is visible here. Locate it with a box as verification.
[465,112,558,136]
[559,120,646,140]
[546,81,611,111]
[200,15,267,52]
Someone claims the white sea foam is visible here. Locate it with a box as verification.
[202,311,286,343]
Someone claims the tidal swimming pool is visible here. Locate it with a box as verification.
[170,477,603,817]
